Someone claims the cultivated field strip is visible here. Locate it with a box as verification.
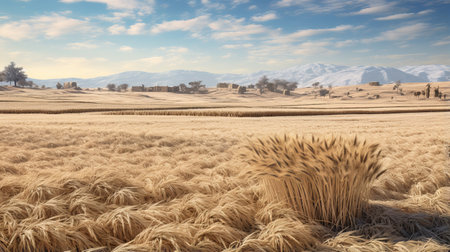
[104,107,450,117]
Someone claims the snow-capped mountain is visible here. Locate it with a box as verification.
[29,64,450,88]
[308,66,426,86]
[399,65,450,82]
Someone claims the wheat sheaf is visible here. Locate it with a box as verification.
[242,135,385,229]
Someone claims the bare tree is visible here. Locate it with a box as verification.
[3,62,27,86]
[312,82,320,89]
[56,82,63,89]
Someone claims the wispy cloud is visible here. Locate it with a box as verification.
[433,36,450,46]
[151,15,210,34]
[0,13,95,41]
[352,2,396,15]
[67,42,98,49]
[108,23,147,35]
[119,46,133,52]
[200,0,225,10]
[209,17,269,40]
[364,23,429,42]
[60,0,155,14]
[222,43,253,49]
[275,0,367,13]
[159,47,189,53]
[269,25,361,44]
[375,9,434,20]
[252,13,278,22]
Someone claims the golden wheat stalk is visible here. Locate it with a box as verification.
[242,135,385,229]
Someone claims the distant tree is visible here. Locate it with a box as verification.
[188,81,203,92]
[312,82,320,89]
[18,79,36,88]
[273,79,289,91]
[0,71,5,82]
[247,84,255,89]
[255,75,269,90]
[3,62,27,86]
[56,82,63,89]
[41,85,46,89]
[286,82,298,91]
[118,83,129,91]
[393,80,401,93]
[319,88,329,96]
[106,83,116,91]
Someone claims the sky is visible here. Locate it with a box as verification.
[0,0,449,79]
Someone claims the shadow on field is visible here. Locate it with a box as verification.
[358,203,450,246]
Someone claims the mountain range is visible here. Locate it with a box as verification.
[29,64,450,88]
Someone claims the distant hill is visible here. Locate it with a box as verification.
[29,64,450,88]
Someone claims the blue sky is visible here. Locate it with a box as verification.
[0,0,449,78]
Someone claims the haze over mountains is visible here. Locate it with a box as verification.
[30,64,450,88]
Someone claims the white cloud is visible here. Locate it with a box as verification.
[417,9,434,15]
[151,15,210,34]
[248,5,257,10]
[294,41,335,55]
[364,23,429,42]
[222,53,232,58]
[67,42,98,49]
[0,13,94,41]
[119,46,133,52]
[108,24,126,34]
[159,47,189,53]
[252,13,278,22]
[60,0,155,14]
[433,36,450,46]
[108,23,146,35]
[275,0,368,13]
[335,40,356,48]
[137,56,164,65]
[222,43,253,49]
[0,16,8,20]
[269,24,361,44]
[97,11,135,22]
[127,22,146,35]
[375,13,415,20]
[200,0,225,10]
[353,3,396,15]
[232,0,249,6]
[209,17,269,40]
[375,9,434,21]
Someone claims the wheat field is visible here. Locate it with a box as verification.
[0,83,449,251]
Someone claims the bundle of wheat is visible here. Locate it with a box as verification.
[242,135,385,229]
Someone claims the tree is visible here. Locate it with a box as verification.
[393,80,401,93]
[3,62,27,86]
[188,81,203,92]
[106,83,116,91]
[0,71,5,82]
[312,82,320,89]
[56,82,63,89]
[118,83,129,91]
[256,75,269,90]
[286,82,298,91]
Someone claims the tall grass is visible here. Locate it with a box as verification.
[242,135,385,229]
